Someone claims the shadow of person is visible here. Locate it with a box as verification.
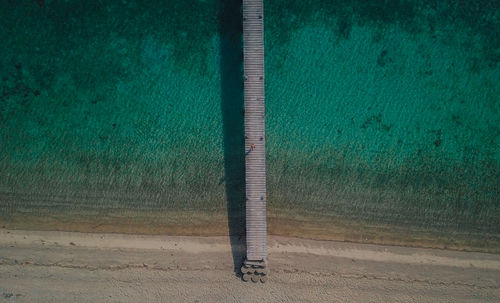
[218,0,246,276]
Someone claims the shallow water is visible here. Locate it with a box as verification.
[0,1,498,247]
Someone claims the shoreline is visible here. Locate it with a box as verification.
[2,209,498,254]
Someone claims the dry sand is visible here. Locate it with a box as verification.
[0,229,499,302]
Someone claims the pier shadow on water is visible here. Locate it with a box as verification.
[218,0,246,276]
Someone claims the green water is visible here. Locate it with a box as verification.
[0,1,499,241]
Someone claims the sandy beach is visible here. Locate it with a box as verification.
[1,228,498,302]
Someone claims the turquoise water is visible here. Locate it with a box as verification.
[0,1,498,240]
